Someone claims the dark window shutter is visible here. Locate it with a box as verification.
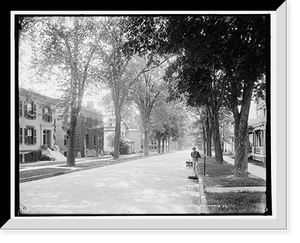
[33,104,36,118]
[19,100,22,117]
[24,101,27,118]
[42,107,45,121]
[50,109,52,122]
[24,128,28,144]
[33,129,37,144]
[19,127,22,144]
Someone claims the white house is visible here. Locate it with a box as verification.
[103,119,142,153]
[19,88,57,163]
[248,97,267,162]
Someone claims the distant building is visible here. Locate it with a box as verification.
[19,88,57,163]
[103,119,142,154]
[125,124,142,153]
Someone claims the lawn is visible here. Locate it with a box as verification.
[230,156,266,168]
[197,157,266,187]
[20,168,70,179]
[206,191,266,214]
[196,157,267,214]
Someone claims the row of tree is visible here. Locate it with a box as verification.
[123,15,268,177]
[18,16,190,166]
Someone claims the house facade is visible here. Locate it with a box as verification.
[103,119,142,154]
[125,128,142,153]
[103,120,127,153]
[19,88,57,163]
[248,97,267,162]
[56,101,104,157]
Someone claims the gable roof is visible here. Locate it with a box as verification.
[80,106,103,121]
[19,88,58,106]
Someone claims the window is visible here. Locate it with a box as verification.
[19,125,22,144]
[24,127,36,145]
[93,135,97,145]
[43,130,51,146]
[19,100,22,117]
[85,134,89,147]
[24,101,36,119]
[64,135,69,146]
[42,106,52,122]
[64,130,70,146]
[84,117,88,127]
[88,118,92,128]
[93,119,98,127]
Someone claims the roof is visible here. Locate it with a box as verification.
[80,106,103,121]
[19,88,58,105]
[248,118,266,127]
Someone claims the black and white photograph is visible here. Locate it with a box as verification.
[5,3,288,231]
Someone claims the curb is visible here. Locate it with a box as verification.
[196,173,210,214]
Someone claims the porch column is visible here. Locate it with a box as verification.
[262,129,266,155]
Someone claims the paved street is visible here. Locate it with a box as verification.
[20,151,201,215]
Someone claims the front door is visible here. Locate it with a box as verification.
[43,130,51,146]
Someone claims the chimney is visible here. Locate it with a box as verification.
[87,101,94,110]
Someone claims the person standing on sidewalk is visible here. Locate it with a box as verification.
[191,147,201,176]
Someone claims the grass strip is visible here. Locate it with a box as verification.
[197,157,266,187]
[20,168,70,179]
[196,157,266,214]
[205,191,266,214]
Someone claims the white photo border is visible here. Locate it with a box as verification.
[5,3,287,230]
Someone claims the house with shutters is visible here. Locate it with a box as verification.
[55,101,104,158]
[19,88,57,163]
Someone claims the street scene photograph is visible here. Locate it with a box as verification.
[17,14,270,216]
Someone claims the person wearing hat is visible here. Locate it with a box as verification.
[191,147,201,176]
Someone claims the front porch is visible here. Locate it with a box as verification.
[248,119,266,163]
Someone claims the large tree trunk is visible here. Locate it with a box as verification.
[234,122,249,177]
[144,130,149,156]
[162,139,165,153]
[206,115,212,157]
[202,126,206,155]
[142,116,150,156]
[113,105,121,160]
[67,107,78,166]
[232,81,254,177]
[212,110,223,164]
[168,136,171,152]
[157,133,161,153]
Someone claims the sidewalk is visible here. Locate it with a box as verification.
[19,152,173,183]
[223,156,266,180]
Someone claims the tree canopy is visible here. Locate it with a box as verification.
[125,15,268,175]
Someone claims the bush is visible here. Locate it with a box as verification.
[119,139,130,154]
[40,155,51,161]
[109,138,130,156]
